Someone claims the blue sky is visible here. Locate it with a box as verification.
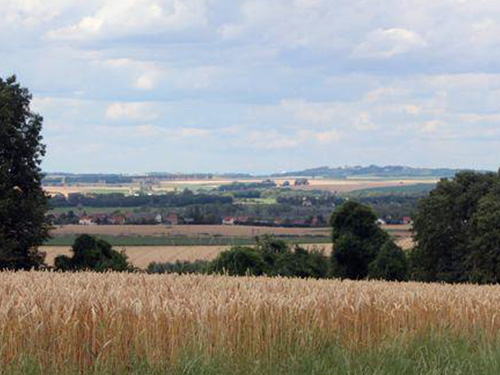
[2,0,500,173]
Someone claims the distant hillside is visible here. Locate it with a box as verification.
[271,165,464,179]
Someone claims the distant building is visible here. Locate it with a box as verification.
[155,214,163,224]
[402,217,413,225]
[78,217,95,226]
[223,217,235,225]
[109,216,126,225]
[236,216,249,224]
[165,213,180,225]
[294,178,310,186]
[376,218,387,226]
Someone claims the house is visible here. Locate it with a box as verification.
[236,216,249,224]
[155,214,163,224]
[223,217,235,225]
[126,213,158,225]
[109,215,126,225]
[165,213,180,225]
[402,217,413,225]
[91,213,109,224]
[78,216,95,226]
[311,216,321,227]
[291,219,308,227]
[376,218,387,226]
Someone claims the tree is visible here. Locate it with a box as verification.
[55,235,132,272]
[369,241,408,281]
[330,201,388,279]
[411,171,498,282]
[0,76,50,269]
[464,186,500,284]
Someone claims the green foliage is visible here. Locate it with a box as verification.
[411,171,500,283]
[330,201,389,279]
[210,247,266,276]
[0,76,50,270]
[369,241,408,281]
[273,246,330,279]
[148,236,330,279]
[55,235,132,272]
[147,260,210,274]
[464,184,500,284]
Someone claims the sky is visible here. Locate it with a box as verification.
[2,0,500,174]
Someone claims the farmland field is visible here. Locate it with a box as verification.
[44,224,413,268]
[44,177,439,196]
[2,272,500,374]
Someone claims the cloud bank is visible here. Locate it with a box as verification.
[2,0,500,173]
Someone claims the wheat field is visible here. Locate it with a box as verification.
[0,272,499,372]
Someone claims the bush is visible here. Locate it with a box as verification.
[273,246,330,279]
[147,260,210,274]
[55,234,132,272]
[210,247,267,276]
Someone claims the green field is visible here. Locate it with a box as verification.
[347,183,436,197]
[49,206,145,215]
[45,234,332,247]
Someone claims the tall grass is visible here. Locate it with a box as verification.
[1,272,500,373]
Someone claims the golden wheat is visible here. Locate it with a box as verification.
[0,272,498,370]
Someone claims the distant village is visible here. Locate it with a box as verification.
[48,210,411,228]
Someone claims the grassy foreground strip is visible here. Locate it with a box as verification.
[4,335,500,375]
[1,273,500,374]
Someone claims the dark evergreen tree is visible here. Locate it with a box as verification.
[0,76,50,269]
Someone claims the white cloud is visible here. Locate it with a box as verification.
[352,28,427,59]
[46,0,209,41]
[105,102,159,121]
[300,129,342,144]
[353,113,378,131]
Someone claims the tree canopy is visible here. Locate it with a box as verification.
[330,201,391,279]
[0,76,49,269]
[411,170,500,283]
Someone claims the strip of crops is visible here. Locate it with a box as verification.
[44,234,332,246]
[1,272,500,373]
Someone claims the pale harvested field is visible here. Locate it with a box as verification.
[44,177,438,196]
[290,179,437,192]
[1,272,500,371]
[41,243,333,268]
[51,224,332,237]
[44,184,135,197]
